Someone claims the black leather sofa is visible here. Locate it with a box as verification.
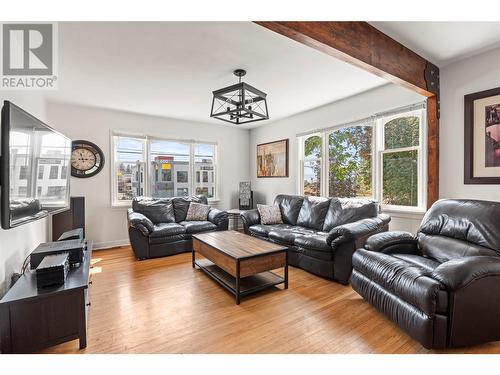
[240,194,390,284]
[351,199,500,349]
[127,195,228,259]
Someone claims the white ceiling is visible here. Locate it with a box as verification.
[370,22,500,67]
[47,22,388,128]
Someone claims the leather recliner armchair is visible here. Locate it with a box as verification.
[351,199,500,349]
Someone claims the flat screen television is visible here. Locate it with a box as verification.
[1,101,71,229]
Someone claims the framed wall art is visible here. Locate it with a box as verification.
[257,139,289,178]
[464,87,500,184]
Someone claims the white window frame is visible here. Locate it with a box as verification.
[377,109,427,213]
[297,104,427,213]
[110,131,219,207]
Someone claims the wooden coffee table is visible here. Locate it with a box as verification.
[192,231,288,305]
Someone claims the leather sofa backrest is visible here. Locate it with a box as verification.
[323,198,379,232]
[132,197,175,224]
[274,194,304,225]
[418,199,500,262]
[133,195,207,224]
[296,196,331,231]
[171,195,207,222]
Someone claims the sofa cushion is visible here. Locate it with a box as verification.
[248,224,293,238]
[274,195,304,225]
[296,197,330,230]
[417,233,499,263]
[149,234,187,245]
[294,233,331,252]
[323,198,378,232]
[288,246,334,261]
[418,199,500,253]
[132,197,175,224]
[185,202,210,221]
[172,196,204,222]
[150,223,186,238]
[352,249,447,316]
[179,220,217,234]
[268,226,317,245]
[257,204,283,225]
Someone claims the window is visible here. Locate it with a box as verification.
[37,186,42,196]
[328,125,372,198]
[38,165,44,179]
[113,136,146,202]
[194,143,216,199]
[18,186,27,196]
[111,134,218,205]
[61,166,68,179]
[19,166,28,180]
[381,115,421,208]
[298,105,426,211]
[177,170,188,183]
[301,135,322,197]
[49,165,59,179]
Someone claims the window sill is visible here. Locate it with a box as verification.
[111,202,132,209]
[381,206,426,219]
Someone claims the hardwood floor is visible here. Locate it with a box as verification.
[40,246,500,354]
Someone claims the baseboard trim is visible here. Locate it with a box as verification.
[93,239,130,250]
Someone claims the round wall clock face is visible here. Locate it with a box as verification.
[71,140,105,178]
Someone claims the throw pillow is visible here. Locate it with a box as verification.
[257,204,283,225]
[185,202,210,221]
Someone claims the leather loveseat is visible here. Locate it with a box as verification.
[127,195,228,259]
[240,194,390,284]
[351,199,500,349]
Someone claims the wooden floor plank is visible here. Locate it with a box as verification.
[38,246,500,354]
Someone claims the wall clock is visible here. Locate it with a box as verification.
[71,140,105,178]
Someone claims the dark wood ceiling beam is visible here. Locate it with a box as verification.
[255,21,440,207]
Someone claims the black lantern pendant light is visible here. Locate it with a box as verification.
[210,69,269,125]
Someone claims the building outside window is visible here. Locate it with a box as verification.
[49,165,59,179]
[38,165,44,179]
[177,188,188,196]
[177,170,188,183]
[298,104,426,211]
[19,166,28,180]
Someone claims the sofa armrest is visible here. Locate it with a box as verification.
[240,209,260,234]
[431,256,500,291]
[208,208,229,230]
[127,209,154,236]
[327,214,391,247]
[364,231,419,255]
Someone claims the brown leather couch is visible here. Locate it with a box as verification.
[127,195,228,259]
[351,199,500,349]
[240,194,390,284]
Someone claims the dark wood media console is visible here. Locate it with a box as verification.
[0,240,93,353]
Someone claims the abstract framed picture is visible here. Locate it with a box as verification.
[464,87,500,184]
[257,139,289,178]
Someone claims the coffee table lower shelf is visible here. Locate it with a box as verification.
[194,258,285,304]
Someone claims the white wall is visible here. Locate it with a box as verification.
[0,93,50,297]
[440,46,500,202]
[249,84,425,232]
[46,102,250,249]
